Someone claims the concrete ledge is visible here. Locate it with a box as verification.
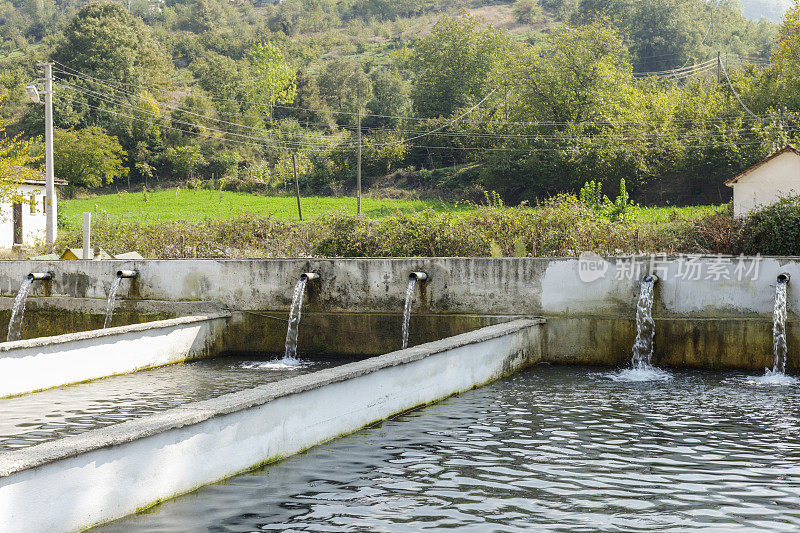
[0,313,230,397]
[0,318,544,532]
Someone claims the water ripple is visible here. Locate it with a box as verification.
[95,366,800,532]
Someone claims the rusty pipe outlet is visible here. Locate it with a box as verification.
[300,272,320,282]
[27,272,52,281]
[643,274,659,284]
[778,273,791,284]
[116,270,138,279]
[409,272,428,281]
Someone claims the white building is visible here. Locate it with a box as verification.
[725,145,800,217]
[0,167,67,249]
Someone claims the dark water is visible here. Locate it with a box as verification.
[96,366,800,532]
[0,355,348,452]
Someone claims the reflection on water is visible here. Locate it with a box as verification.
[98,366,800,532]
[0,355,346,452]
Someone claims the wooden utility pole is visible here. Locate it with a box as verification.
[292,152,302,221]
[357,108,362,215]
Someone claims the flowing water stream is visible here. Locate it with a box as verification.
[754,277,795,384]
[103,275,123,329]
[401,276,416,349]
[773,278,788,374]
[631,276,656,369]
[612,276,670,381]
[283,277,308,362]
[6,277,34,342]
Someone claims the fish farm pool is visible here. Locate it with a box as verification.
[93,364,800,532]
[0,354,355,452]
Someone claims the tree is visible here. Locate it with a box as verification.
[409,14,510,118]
[54,127,127,189]
[52,2,171,87]
[317,58,372,123]
[513,0,543,23]
[0,95,36,205]
[366,68,409,128]
[502,23,633,124]
[248,41,297,121]
[164,145,206,178]
[773,0,800,72]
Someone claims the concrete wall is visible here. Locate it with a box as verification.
[0,256,797,368]
[0,319,544,533]
[0,256,796,316]
[730,150,800,217]
[0,313,229,397]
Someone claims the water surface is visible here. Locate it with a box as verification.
[97,365,800,532]
[0,354,348,452]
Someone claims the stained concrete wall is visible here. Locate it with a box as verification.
[0,313,230,397]
[0,257,796,368]
[0,257,796,316]
[0,319,544,533]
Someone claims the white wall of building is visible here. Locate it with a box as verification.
[0,183,49,249]
[731,150,800,217]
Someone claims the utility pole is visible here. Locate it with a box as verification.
[717,51,721,84]
[292,152,302,221]
[504,82,508,122]
[357,107,362,216]
[40,62,56,252]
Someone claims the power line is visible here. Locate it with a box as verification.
[719,60,758,119]
[54,64,769,130]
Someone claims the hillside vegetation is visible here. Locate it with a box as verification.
[0,0,798,212]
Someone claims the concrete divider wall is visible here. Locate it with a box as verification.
[0,313,230,397]
[0,319,545,533]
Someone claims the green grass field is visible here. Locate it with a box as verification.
[60,189,727,227]
[634,204,729,222]
[60,190,470,226]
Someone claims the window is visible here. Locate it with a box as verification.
[30,194,37,214]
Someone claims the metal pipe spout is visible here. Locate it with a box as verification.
[116,270,138,279]
[409,272,428,281]
[643,274,659,283]
[27,272,52,281]
[300,272,320,282]
[778,273,791,284]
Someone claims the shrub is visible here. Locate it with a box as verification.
[742,196,800,255]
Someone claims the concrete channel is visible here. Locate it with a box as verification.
[0,319,544,533]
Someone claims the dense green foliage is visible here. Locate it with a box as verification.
[742,196,800,255]
[1,0,798,210]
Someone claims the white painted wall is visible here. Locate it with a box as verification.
[0,319,543,533]
[731,150,800,217]
[0,183,50,249]
[0,314,229,397]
